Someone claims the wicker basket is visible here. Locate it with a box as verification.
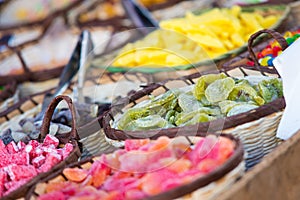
[1,96,81,200]
[26,133,244,200]
[103,64,285,169]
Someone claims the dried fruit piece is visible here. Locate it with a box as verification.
[227,104,258,117]
[63,168,88,182]
[193,73,227,100]
[205,77,235,103]
[125,139,150,151]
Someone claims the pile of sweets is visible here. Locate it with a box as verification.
[116,73,283,131]
[255,29,300,66]
[112,6,281,67]
[0,135,73,197]
[38,136,235,200]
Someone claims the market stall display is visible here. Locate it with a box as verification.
[0,0,300,199]
[27,134,244,200]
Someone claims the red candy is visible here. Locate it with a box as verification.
[0,136,73,198]
[261,47,273,57]
[32,155,46,168]
[0,170,6,197]
[43,135,59,148]
[272,46,281,56]
[6,142,19,154]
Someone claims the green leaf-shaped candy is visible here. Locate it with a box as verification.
[205,77,235,103]
[175,107,220,126]
[228,80,265,105]
[257,78,283,103]
[227,104,258,117]
[117,107,150,130]
[178,93,202,113]
[125,115,168,131]
[193,73,227,100]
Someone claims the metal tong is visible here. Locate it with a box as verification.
[121,0,159,34]
[34,30,93,122]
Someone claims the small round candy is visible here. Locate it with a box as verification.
[272,46,281,56]
[292,34,300,41]
[257,52,264,59]
[271,41,280,48]
[260,56,271,66]
[267,57,274,66]
[261,48,273,56]
[284,31,293,38]
[286,37,295,45]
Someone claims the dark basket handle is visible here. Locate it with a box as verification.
[248,29,288,66]
[40,95,79,144]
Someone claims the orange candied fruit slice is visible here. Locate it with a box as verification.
[63,168,88,182]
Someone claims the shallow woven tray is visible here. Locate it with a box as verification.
[93,4,290,74]
[1,95,81,200]
[26,133,244,200]
[103,65,285,169]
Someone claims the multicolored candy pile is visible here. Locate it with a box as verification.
[0,135,73,197]
[255,29,300,67]
[37,135,235,200]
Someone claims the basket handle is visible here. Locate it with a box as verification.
[248,29,288,66]
[40,95,79,144]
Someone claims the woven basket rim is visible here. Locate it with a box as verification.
[102,65,285,141]
[26,133,244,200]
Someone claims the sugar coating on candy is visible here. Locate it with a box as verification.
[38,136,235,200]
[43,135,59,147]
[0,136,73,198]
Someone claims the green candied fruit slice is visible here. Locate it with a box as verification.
[219,100,258,115]
[218,100,240,114]
[175,107,221,126]
[117,107,150,130]
[205,77,235,103]
[257,78,283,103]
[179,113,217,126]
[165,110,176,123]
[199,95,213,106]
[228,80,265,106]
[124,115,168,131]
[145,90,178,110]
[178,93,202,113]
[227,104,258,117]
[193,73,227,100]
